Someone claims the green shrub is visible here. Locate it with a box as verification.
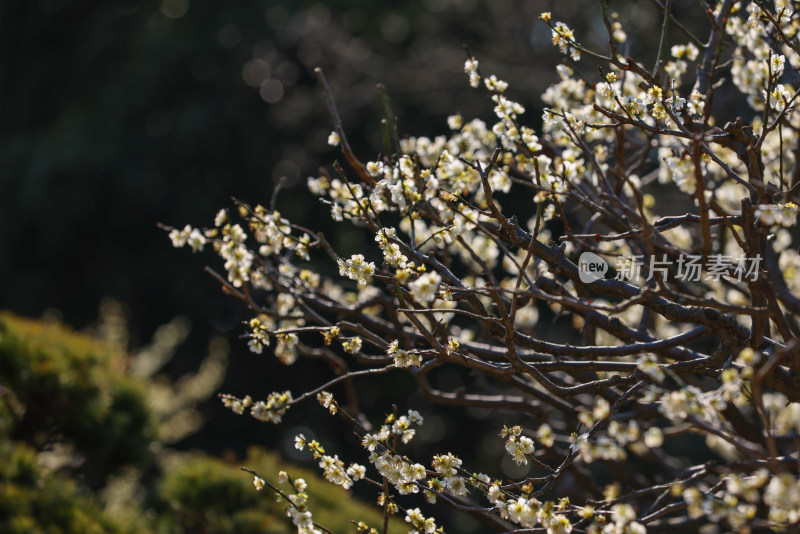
[0,312,156,480]
[158,447,403,534]
[0,440,129,534]
[0,311,400,533]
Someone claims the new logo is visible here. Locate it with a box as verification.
[578,252,609,284]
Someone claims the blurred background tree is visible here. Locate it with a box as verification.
[0,1,707,530]
[1,0,706,336]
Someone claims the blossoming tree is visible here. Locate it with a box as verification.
[167,1,800,532]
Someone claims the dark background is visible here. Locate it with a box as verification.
[0,0,708,509]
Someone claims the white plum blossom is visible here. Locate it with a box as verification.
[505,435,535,465]
[447,114,463,130]
[337,254,376,287]
[464,57,480,88]
[408,270,441,304]
[249,391,292,424]
[167,5,800,533]
[387,339,422,368]
[756,202,799,227]
[327,131,340,146]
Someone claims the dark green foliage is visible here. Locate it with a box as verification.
[157,448,403,534]
[0,312,399,533]
[0,312,157,481]
[0,441,127,534]
[157,453,283,534]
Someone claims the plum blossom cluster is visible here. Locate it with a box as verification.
[168,1,800,532]
[314,453,365,490]
[500,425,535,465]
[404,508,438,534]
[337,254,376,288]
[168,224,207,252]
[273,471,323,534]
[755,201,799,227]
[386,340,422,368]
[220,390,292,424]
[249,470,323,534]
